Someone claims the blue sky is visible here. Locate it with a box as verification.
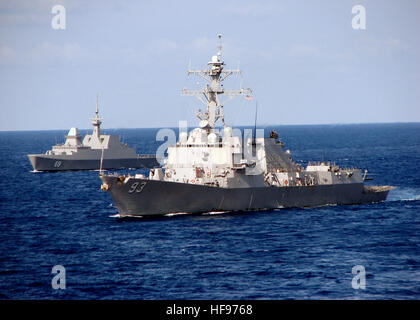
[0,0,419,130]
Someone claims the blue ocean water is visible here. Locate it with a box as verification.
[0,123,419,299]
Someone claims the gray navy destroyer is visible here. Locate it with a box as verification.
[28,98,158,171]
[100,35,394,217]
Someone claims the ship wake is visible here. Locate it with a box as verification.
[387,187,420,202]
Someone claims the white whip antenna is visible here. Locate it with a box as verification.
[217,34,222,59]
[96,93,99,116]
[99,146,104,175]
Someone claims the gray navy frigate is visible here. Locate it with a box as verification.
[100,35,394,217]
[28,98,158,171]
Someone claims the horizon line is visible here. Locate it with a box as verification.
[1,121,419,133]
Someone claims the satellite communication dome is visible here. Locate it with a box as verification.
[208,132,218,144]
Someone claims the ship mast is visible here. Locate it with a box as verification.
[182,34,251,131]
[91,94,103,138]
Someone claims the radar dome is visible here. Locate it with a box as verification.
[208,132,218,144]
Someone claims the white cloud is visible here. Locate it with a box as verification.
[0,12,47,26]
[0,0,58,26]
[190,37,214,52]
[355,35,412,57]
[28,42,87,63]
[221,1,283,17]
[0,37,179,67]
[153,39,177,54]
[288,45,320,58]
[0,45,15,63]
[384,38,410,52]
[385,38,401,48]
[0,41,89,66]
[0,0,116,27]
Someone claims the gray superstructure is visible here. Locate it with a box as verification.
[28,97,157,171]
[100,35,394,217]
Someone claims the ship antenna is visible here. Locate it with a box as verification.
[181,34,251,130]
[92,93,103,138]
[217,34,222,59]
[238,60,243,88]
[97,93,104,175]
[99,146,104,176]
[96,93,99,116]
[253,101,258,146]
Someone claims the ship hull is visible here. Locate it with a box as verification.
[100,176,393,217]
[28,154,158,172]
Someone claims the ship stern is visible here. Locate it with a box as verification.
[361,185,395,204]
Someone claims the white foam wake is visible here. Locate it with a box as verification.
[387,187,420,202]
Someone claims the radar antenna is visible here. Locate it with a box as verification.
[253,101,258,146]
[91,94,103,139]
[217,33,222,59]
[182,34,252,131]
